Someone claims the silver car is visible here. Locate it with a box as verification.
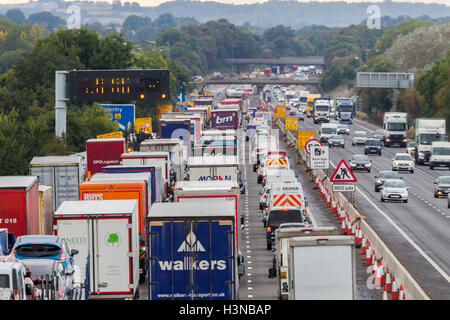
[392,153,414,173]
[380,179,409,203]
[352,131,368,145]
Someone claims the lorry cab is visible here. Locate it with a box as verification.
[429,141,450,170]
[319,123,338,143]
[313,99,331,124]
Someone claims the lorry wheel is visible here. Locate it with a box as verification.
[430,165,434,170]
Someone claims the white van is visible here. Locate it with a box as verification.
[319,123,338,143]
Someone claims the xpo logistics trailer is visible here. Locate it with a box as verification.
[79,177,149,283]
[86,138,126,178]
[54,200,140,300]
[269,226,338,300]
[147,202,243,300]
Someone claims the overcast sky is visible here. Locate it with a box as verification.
[1,0,449,6]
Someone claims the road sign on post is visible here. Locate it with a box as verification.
[275,106,287,118]
[305,139,322,155]
[310,145,329,169]
[330,160,357,183]
[285,117,299,131]
[297,131,316,150]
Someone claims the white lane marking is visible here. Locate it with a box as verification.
[331,158,450,283]
[306,207,318,228]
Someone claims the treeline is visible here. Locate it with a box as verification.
[356,21,450,127]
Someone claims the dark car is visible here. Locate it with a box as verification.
[349,154,372,172]
[22,259,74,300]
[374,171,402,192]
[434,176,450,198]
[373,129,385,141]
[364,138,382,155]
[328,135,345,148]
[266,208,305,250]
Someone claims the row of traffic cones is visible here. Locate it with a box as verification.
[313,173,407,300]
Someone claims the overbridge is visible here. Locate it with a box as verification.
[196,77,323,95]
[225,56,326,67]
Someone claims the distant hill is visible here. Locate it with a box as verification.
[1,0,450,28]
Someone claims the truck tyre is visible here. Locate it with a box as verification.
[430,164,434,170]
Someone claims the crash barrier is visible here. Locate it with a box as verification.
[267,102,429,300]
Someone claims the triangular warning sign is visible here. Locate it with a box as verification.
[330,160,357,183]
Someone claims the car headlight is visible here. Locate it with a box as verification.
[365,163,371,167]
[376,179,381,184]
[419,152,424,157]
[350,162,355,166]
[402,138,407,142]
[393,161,399,166]
[386,138,391,141]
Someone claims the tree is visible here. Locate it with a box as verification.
[5,9,25,25]
[27,12,66,32]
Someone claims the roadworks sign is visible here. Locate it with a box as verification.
[330,160,357,183]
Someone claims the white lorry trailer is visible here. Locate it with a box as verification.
[383,112,408,147]
[187,155,245,194]
[414,118,447,165]
[269,226,338,300]
[54,200,140,300]
[287,235,356,300]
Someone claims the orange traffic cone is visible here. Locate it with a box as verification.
[384,268,392,292]
[365,246,372,265]
[391,276,399,300]
[399,284,406,300]
[375,261,385,287]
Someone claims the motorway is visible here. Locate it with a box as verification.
[236,113,381,300]
[297,114,450,299]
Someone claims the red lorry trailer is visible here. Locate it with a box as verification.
[86,138,126,178]
[0,176,39,239]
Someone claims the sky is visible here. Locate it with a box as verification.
[0,0,449,6]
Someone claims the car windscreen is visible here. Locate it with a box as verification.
[384,181,406,188]
[354,132,367,137]
[432,147,450,155]
[15,244,61,258]
[330,135,342,140]
[365,140,380,146]
[352,155,369,161]
[322,128,337,134]
[268,210,304,229]
[375,130,384,134]
[378,172,399,179]
[395,155,412,160]
[438,177,450,184]
[338,125,347,129]
[0,275,9,289]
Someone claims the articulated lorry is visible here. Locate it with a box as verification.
[383,112,408,147]
[147,202,243,300]
[414,118,447,165]
[54,200,140,300]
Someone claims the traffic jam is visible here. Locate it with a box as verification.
[3,77,440,301]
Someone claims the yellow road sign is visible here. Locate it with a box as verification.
[275,106,287,119]
[135,117,152,133]
[97,131,123,139]
[297,131,316,150]
[285,117,299,131]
